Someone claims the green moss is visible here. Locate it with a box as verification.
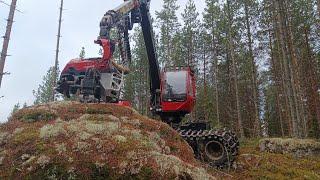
[87,115,105,122]
[90,164,112,180]
[13,128,39,144]
[137,166,154,180]
[240,138,261,148]
[247,152,320,179]
[18,110,57,123]
[86,108,111,115]
[159,128,170,138]
[36,142,46,152]
[35,142,56,155]
[169,146,178,153]
[27,164,71,180]
[117,167,154,180]
[116,138,137,155]
[68,107,83,113]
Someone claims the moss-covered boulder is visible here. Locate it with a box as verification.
[0,101,215,179]
[259,138,320,157]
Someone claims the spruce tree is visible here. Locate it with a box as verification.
[79,47,86,59]
[33,66,60,105]
[156,0,180,67]
[11,103,20,116]
[181,0,200,67]
[203,0,223,126]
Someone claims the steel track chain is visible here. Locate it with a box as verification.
[177,128,239,168]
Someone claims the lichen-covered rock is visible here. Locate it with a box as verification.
[259,138,320,157]
[0,101,216,179]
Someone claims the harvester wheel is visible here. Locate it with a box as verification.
[178,129,239,168]
[204,140,226,162]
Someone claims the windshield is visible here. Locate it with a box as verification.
[163,71,187,102]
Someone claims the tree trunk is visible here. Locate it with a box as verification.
[213,34,220,126]
[52,0,64,101]
[318,0,320,16]
[203,41,208,121]
[268,30,285,137]
[0,0,17,88]
[303,26,320,137]
[226,0,244,138]
[283,0,305,137]
[244,1,260,137]
[275,0,299,138]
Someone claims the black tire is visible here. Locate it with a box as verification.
[200,138,229,167]
[202,130,239,168]
[180,129,239,168]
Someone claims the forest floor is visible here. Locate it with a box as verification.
[223,139,320,179]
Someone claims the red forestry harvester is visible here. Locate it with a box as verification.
[56,0,239,167]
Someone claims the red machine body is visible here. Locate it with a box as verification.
[61,39,113,75]
[117,100,132,107]
[160,67,196,114]
[61,58,106,74]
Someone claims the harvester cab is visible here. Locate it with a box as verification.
[159,67,196,124]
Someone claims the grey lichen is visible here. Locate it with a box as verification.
[55,143,67,155]
[114,135,127,143]
[0,132,10,146]
[40,123,68,140]
[151,151,215,180]
[73,142,91,153]
[108,115,120,121]
[36,155,50,169]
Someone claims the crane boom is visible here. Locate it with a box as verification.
[98,0,161,111]
[139,1,161,111]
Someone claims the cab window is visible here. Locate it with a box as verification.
[163,71,187,102]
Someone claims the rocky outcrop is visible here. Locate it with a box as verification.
[0,101,215,179]
[259,138,320,158]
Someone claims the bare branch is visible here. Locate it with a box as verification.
[0,0,23,13]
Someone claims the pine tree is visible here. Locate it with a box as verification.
[156,0,180,66]
[126,27,150,114]
[225,0,245,138]
[181,0,199,66]
[33,66,60,105]
[241,0,261,136]
[317,0,320,16]
[11,103,20,116]
[79,47,86,59]
[22,102,28,108]
[203,0,223,126]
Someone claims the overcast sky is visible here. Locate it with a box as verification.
[0,0,205,122]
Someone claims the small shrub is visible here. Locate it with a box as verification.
[30,164,70,179]
[90,164,111,179]
[138,166,154,179]
[86,108,111,115]
[13,128,38,144]
[17,110,57,123]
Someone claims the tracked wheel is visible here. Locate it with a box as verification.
[178,129,239,168]
[203,140,227,165]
